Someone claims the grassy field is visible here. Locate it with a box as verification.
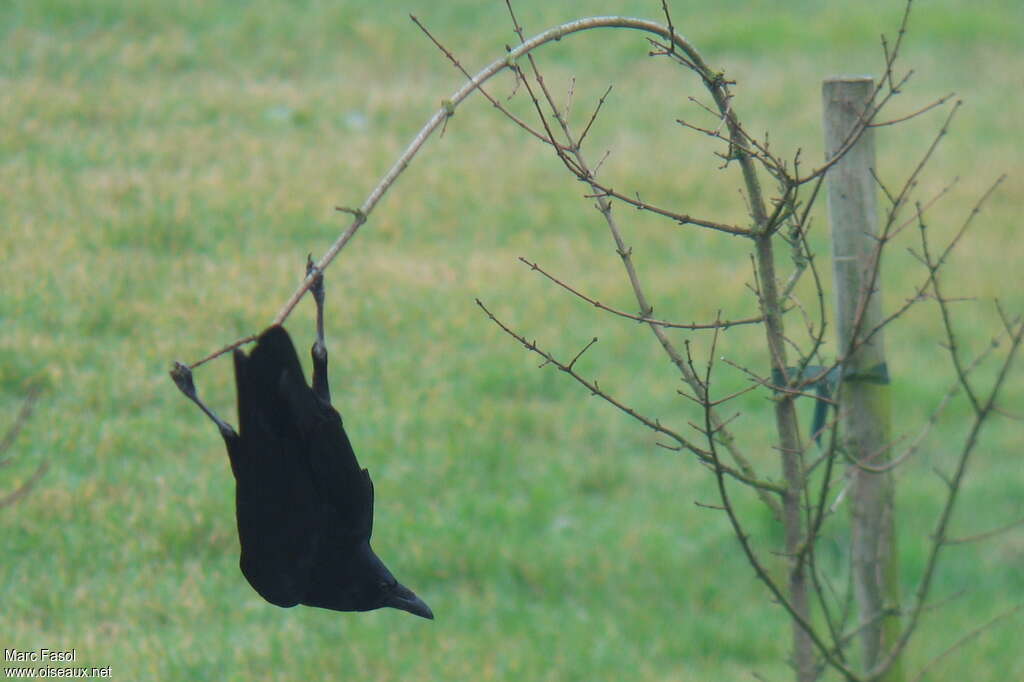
[2,1,1021,680]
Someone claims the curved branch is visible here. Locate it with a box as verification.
[278,16,713,323]
[181,16,717,367]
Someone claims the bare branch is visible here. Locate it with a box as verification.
[868,92,955,127]
[476,298,696,448]
[181,15,726,367]
[909,603,1024,682]
[182,333,258,370]
[519,257,764,330]
[566,336,598,371]
[945,516,1024,546]
[659,0,676,58]
[503,36,781,521]
[576,84,613,149]
[475,298,786,496]
[580,184,752,237]
[701,351,860,681]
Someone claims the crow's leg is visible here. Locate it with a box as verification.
[171,362,238,440]
[306,256,330,403]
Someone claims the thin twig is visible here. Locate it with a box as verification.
[909,603,1024,682]
[577,85,613,149]
[868,92,955,127]
[519,257,764,330]
[410,14,562,149]
[945,516,1024,546]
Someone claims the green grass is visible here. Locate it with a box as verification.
[2,1,1021,680]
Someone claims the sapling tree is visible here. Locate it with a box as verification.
[174,2,1022,679]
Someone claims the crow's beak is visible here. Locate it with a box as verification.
[387,583,434,620]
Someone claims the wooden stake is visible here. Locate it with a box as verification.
[823,76,904,681]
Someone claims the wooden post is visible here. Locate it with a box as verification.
[822,77,903,681]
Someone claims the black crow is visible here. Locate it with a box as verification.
[171,266,432,619]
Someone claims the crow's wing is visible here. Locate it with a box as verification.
[269,328,375,544]
[228,327,321,607]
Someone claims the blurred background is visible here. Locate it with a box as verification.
[2,1,1021,679]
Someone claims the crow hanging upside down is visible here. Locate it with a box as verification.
[171,263,433,620]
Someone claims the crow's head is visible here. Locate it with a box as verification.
[349,548,433,619]
[303,543,434,620]
[374,575,434,620]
